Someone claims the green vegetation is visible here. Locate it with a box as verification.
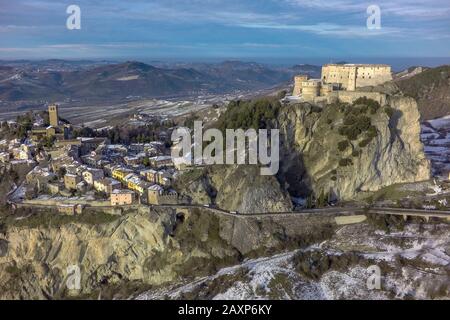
[337,140,350,152]
[339,158,353,167]
[217,98,281,132]
[358,138,371,148]
[339,114,371,140]
[353,97,380,114]
[352,149,362,157]
[384,106,395,118]
[337,99,380,149]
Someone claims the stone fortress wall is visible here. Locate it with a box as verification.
[321,64,392,91]
[293,63,393,105]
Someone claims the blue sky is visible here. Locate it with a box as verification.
[1,0,450,62]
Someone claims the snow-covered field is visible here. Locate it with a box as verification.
[421,116,450,177]
[137,223,450,300]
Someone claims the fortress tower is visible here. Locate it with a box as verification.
[293,75,309,96]
[48,104,59,127]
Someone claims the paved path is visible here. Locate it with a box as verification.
[153,204,450,220]
[11,199,450,221]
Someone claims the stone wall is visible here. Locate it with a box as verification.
[322,64,392,91]
[324,91,388,105]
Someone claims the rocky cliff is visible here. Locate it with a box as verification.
[0,207,333,299]
[176,165,292,213]
[277,95,430,200]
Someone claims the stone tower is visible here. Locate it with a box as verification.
[48,104,59,127]
[293,75,309,96]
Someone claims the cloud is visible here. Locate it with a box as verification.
[236,22,402,38]
[286,0,450,19]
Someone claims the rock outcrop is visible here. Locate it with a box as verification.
[178,165,293,214]
[277,95,430,200]
[0,207,334,299]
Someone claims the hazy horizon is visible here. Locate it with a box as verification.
[1,0,450,64]
[1,56,450,72]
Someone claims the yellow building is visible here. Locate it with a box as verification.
[112,167,133,182]
[124,173,150,194]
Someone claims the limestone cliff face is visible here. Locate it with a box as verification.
[0,211,175,299]
[210,166,292,213]
[0,208,333,299]
[277,96,430,200]
[179,165,293,214]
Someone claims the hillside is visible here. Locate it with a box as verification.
[0,60,320,104]
[396,65,450,120]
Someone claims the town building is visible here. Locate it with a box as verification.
[94,178,121,194]
[112,167,134,182]
[111,189,134,206]
[147,185,178,205]
[140,169,158,183]
[64,174,81,191]
[149,155,173,168]
[82,168,104,185]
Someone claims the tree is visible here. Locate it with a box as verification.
[57,167,67,179]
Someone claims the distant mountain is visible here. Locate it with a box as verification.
[0,60,321,104]
[290,64,321,78]
[396,65,450,120]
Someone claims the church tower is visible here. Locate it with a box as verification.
[48,104,59,127]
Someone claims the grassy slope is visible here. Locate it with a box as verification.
[396,65,450,120]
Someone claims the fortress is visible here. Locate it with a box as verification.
[293,64,393,104]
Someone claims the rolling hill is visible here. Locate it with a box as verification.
[396,65,450,120]
[0,60,321,104]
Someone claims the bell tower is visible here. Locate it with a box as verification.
[48,104,59,127]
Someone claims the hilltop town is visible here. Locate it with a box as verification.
[0,63,445,216]
[1,104,184,215]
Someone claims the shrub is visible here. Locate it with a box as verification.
[359,138,372,148]
[339,158,353,167]
[337,140,350,152]
[384,106,395,118]
[339,113,372,141]
[367,125,378,139]
[217,97,281,131]
[352,149,362,157]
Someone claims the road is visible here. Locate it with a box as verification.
[152,204,450,220]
